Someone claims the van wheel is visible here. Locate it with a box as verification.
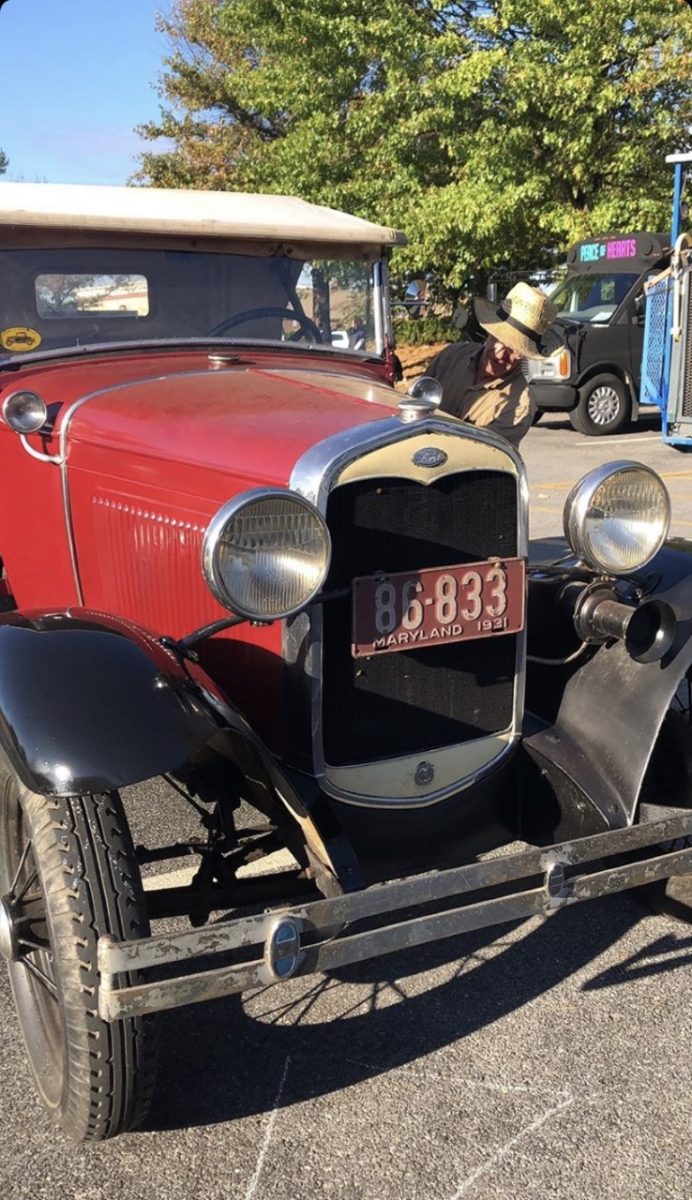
[570,374,629,436]
[0,764,158,1141]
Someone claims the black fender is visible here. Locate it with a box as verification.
[529,536,692,590]
[0,608,360,896]
[574,362,630,394]
[524,539,692,835]
[0,608,223,795]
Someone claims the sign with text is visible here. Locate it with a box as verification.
[352,558,525,657]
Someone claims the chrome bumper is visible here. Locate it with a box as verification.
[98,812,692,1022]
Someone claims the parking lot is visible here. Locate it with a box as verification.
[2,413,692,1200]
[526,410,692,540]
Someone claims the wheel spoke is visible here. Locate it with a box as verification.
[18,932,50,952]
[16,894,45,922]
[14,867,39,903]
[22,955,58,1000]
[9,837,31,898]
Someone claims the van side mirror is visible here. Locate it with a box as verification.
[452,305,469,331]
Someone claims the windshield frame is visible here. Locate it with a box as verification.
[0,240,391,363]
[0,335,389,373]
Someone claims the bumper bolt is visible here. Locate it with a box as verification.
[265,916,302,981]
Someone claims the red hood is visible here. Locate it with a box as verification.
[51,354,400,487]
[24,350,398,484]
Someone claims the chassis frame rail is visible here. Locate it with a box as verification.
[98,812,692,1021]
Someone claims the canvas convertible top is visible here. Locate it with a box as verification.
[0,182,407,248]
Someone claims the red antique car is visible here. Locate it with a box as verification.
[0,183,691,1142]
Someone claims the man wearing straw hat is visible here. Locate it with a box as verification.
[427,282,558,448]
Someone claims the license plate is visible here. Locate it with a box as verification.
[351,558,525,658]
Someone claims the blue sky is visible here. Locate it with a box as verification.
[0,0,171,184]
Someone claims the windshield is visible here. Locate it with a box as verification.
[0,247,381,357]
[550,272,640,323]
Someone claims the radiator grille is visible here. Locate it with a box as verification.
[322,471,518,766]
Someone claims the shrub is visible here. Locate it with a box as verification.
[394,315,464,346]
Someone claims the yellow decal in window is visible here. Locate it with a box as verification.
[0,327,42,352]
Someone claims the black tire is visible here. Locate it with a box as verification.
[0,763,158,1141]
[569,373,630,436]
[531,409,544,426]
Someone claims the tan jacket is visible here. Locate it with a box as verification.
[427,342,533,447]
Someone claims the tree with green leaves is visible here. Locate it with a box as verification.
[0,148,8,177]
[137,0,692,295]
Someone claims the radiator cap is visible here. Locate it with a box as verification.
[398,376,442,422]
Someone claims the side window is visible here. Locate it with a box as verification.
[296,261,376,351]
[35,274,149,319]
[634,272,659,324]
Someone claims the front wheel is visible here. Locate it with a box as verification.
[569,374,630,436]
[0,765,158,1141]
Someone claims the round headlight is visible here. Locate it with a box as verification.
[2,390,48,434]
[563,461,670,575]
[202,488,331,620]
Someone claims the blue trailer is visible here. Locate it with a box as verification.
[641,152,692,447]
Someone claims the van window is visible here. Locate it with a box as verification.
[551,272,639,323]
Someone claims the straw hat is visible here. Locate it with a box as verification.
[474,282,558,360]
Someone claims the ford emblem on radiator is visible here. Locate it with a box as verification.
[412,447,447,468]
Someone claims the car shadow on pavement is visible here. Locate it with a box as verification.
[143,893,684,1133]
[581,931,692,989]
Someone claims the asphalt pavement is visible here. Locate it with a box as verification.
[1,412,692,1200]
[527,409,692,541]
